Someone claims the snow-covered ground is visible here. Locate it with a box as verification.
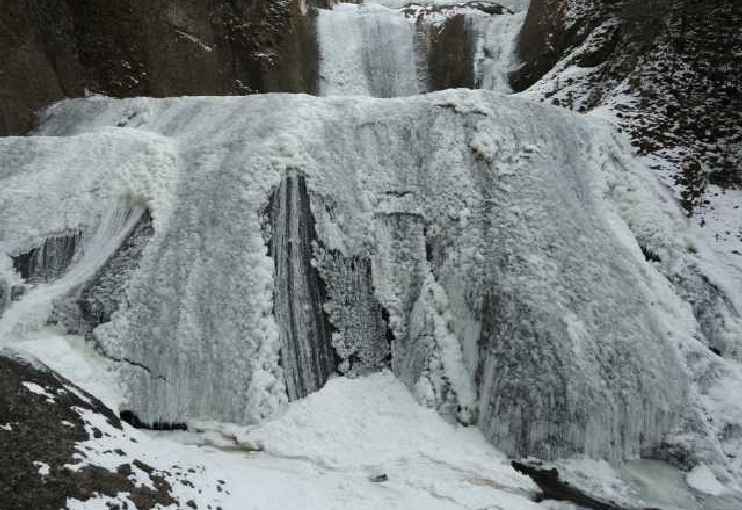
[10,330,542,510]
[9,329,732,510]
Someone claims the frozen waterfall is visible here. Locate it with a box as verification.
[317,1,527,97]
[318,3,421,97]
[0,199,143,340]
[0,90,712,461]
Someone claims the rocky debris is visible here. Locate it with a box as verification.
[511,0,742,211]
[0,0,323,135]
[0,353,176,510]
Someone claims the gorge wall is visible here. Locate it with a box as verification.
[511,0,742,209]
[1,0,529,134]
[1,0,327,135]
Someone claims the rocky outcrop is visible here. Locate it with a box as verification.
[510,0,742,209]
[0,0,321,135]
[426,14,477,90]
[0,353,175,510]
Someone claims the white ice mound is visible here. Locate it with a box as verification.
[4,90,701,461]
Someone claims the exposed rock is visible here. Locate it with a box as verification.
[511,0,742,207]
[12,231,83,284]
[0,353,176,510]
[512,460,647,510]
[0,0,322,135]
[425,14,477,90]
[269,173,338,400]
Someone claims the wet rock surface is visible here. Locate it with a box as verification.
[0,353,175,510]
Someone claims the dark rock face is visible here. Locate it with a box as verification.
[425,14,476,90]
[511,0,742,207]
[53,210,154,342]
[0,0,321,135]
[12,231,83,284]
[508,0,569,93]
[269,173,337,401]
[0,354,175,510]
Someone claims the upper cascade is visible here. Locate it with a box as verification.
[317,1,527,97]
[2,90,739,469]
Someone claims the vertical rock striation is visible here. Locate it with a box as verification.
[12,232,83,284]
[270,173,337,401]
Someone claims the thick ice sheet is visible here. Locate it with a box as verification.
[9,90,700,463]
[318,3,421,97]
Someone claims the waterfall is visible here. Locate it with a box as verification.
[317,1,528,97]
[22,91,691,460]
[318,3,421,97]
[0,198,144,341]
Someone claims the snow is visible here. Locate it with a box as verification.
[11,328,124,411]
[687,464,728,496]
[376,0,530,12]
[172,28,214,52]
[0,0,741,505]
[22,381,57,403]
[34,461,51,476]
[62,367,541,510]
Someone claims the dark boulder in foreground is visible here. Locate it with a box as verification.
[0,353,175,510]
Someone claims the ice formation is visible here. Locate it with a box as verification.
[318,3,421,97]
[317,1,526,97]
[0,89,721,463]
